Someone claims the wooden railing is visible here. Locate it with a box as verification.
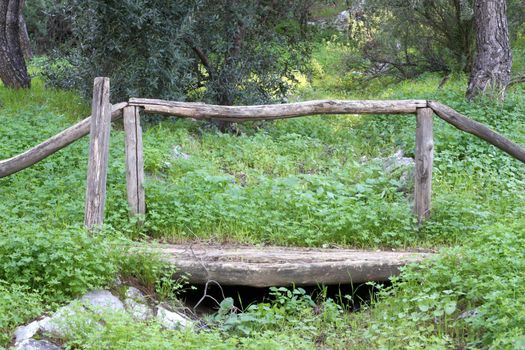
[1,78,524,229]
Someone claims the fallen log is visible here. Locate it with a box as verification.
[129,99,427,121]
[0,102,128,178]
[154,244,433,287]
[428,101,525,164]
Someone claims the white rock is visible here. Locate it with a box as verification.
[14,339,61,350]
[156,306,191,329]
[40,304,80,338]
[125,287,147,303]
[13,320,42,344]
[172,145,190,160]
[125,298,154,321]
[80,290,124,313]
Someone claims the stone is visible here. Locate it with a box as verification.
[123,287,153,320]
[125,298,154,321]
[334,10,350,31]
[80,290,124,313]
[13,320,42,344]
[382,150,414,172]
[40,304,80,339]
[14,339,62,350]
[156,306,191,330]
[172,145,190,160]
[125,287,147,303]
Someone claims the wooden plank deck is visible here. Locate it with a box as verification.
[154,244,433,287]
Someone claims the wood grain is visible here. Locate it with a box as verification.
[123,106,145,217]
[429,101,525,163]
[151,244,433,287]
[84,77,112,229]
[0,102,127,178]
[129,98,428,121]
[414,108,434,223]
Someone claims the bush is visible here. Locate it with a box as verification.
[0,283,43,344]
[356,219,525,349]
[43,0,312,105]
[0,226,119,303]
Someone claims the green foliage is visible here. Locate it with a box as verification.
[0,226,119,303]
[0,283,43,344]
[42,0,312,104]
[352,219,525,349]
[58,286,356,349]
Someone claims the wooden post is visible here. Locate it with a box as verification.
[84,77,112,229]
[414,107,434,224]
[123,106,145,217]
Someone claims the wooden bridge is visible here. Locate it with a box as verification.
[1,77,524,286]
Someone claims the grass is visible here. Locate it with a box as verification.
[0,38,524,348]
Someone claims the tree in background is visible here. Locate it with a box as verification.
[344,0,476,79]
[466,0,512,101]
[0,0,31,89]
[42,0,312,120]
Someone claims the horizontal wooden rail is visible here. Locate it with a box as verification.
[429,101,525,163]
[129,98,428,121]
[1,99,523,182]
[0,102,128,178]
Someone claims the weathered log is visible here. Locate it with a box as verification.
[0,102,127,179]
[129,98,428,121]
[414,108,434,223]
[84,78,112,229]
[123,106,145,217]
[153,244,433,287]
[429,101,525,164]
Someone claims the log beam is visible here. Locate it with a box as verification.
[129,98,428,121]
[152,244,433,287]
[123,106,145,217]
[429,101,525,164]
[414,108,434,223]
[0,102,127,178]
[84,77,112,229]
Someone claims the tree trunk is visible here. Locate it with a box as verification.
[466,0,511,101]
[18,0,31,60]
[0,0,31,89]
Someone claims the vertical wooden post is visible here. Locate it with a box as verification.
[123,106,145,217]
[84,77,112,229]
[414,107,434,224]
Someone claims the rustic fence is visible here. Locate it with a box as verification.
[1,77,524,229]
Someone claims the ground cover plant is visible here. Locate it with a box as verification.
[0,32,524,349]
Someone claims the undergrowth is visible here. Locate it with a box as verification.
[0,38,524,348]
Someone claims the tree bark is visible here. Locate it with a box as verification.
[466,0,511,101]
[0,0,30,89]
[18,0,31,60]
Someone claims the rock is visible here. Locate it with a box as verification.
[156,306,191,329]
[458,308,480,320]
[14,339,62,350]
[382,150,414,173]
[125,287,147,303]
[334,10,350,31]
[125,298,154,321]
[13,320,42,344]
[80,290,124,313]
[40,304,80,339]
[124,287,153,321]
[41,290,123,338]
[172,145,190,160]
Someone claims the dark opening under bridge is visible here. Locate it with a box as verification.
[1,77,524,286]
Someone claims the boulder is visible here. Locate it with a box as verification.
[13,319,42,344]
[80,290,124,313]
[123,287,153,321]
[156,306,192,330]
[14,339,61,350]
